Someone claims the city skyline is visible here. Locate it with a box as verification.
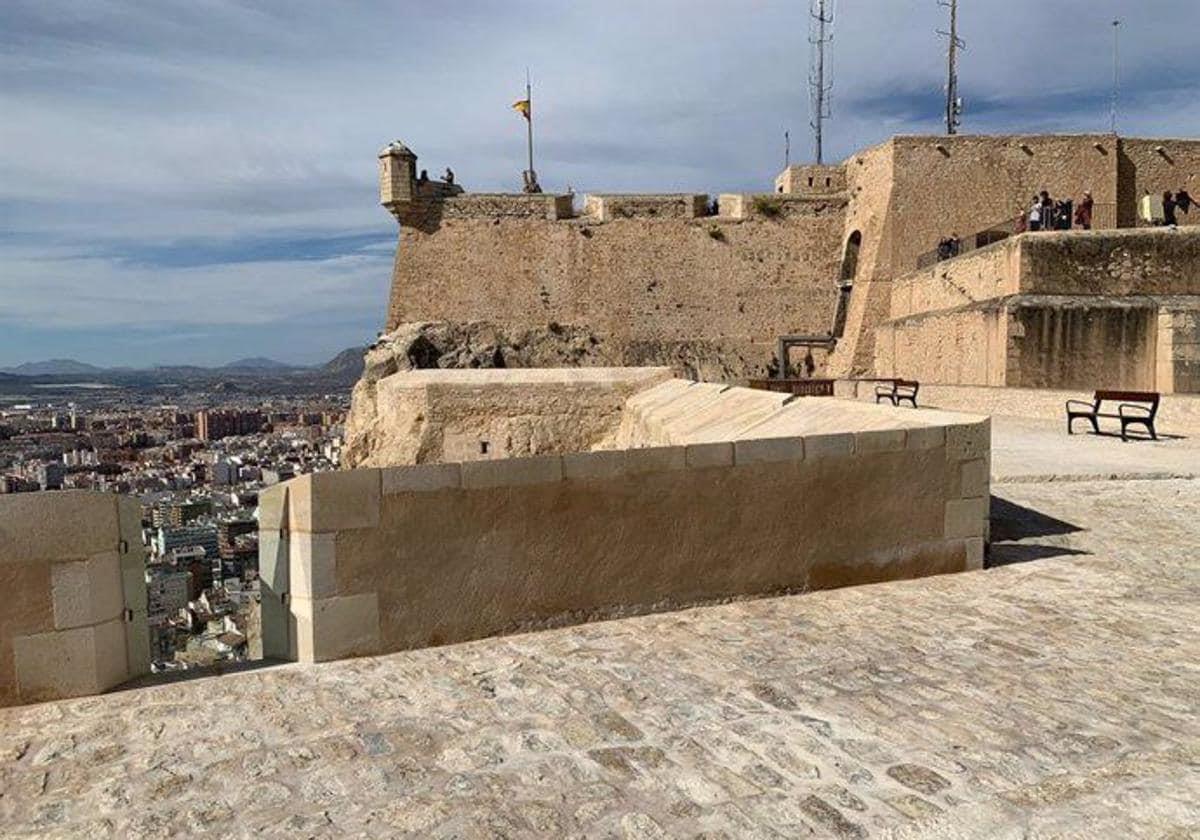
[3,0,1197,368]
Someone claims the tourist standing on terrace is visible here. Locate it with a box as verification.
[1074,191,1094,229]
[1176,188,1195,219]
[1163,190,1179,226]
[1028,196,1043,231]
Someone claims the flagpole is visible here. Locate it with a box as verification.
[526,69,535,187]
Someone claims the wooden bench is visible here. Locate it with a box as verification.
[875,379,920,408]
[1065,390,1160,441]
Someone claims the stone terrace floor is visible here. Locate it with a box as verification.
[2,473,1199,838]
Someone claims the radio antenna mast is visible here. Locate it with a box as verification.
[809,0,834,164]
[937,0,965,135]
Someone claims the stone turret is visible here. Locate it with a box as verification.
[378,140,465,228]
[378,141,418,217]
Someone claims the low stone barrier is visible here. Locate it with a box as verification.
[0,492,149,706]
[260,407,989,663]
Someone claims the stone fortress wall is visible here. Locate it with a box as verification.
[875,228,1200,392]
[262,371,990,663]
[377,134,1200,386]
[0,492,149,707]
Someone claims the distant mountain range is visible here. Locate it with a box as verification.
[1,358,108,377]
[0,348,366,391]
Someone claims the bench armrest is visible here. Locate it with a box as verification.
[1118,403,1153,418]
[875,385,895,395]
[1065,400,1095,412]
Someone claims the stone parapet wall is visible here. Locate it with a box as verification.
[1020,228,1200,296]
[890,228,1200,322]
[261,381,989,664]
[878,228,1200,391]
[718,192,848,220]
[0,493,149,707]
[890,239,1022,319]
[440,193,574,221]
[583,194,708,221]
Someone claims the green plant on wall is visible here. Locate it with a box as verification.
[752,196,784,218]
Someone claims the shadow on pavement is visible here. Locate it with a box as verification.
[990,495,1084,541]
[112,657,290,694]
[987,494,1090,569]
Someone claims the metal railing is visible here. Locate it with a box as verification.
[748,378,835,397]
[916,202,1118,269]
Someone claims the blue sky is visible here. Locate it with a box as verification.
[2,0,1197,367]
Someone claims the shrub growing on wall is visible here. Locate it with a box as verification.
[752,196,784,219]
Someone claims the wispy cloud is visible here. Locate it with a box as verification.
[1,0,1196,366]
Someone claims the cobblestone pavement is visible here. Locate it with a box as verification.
[2,479,1199,838]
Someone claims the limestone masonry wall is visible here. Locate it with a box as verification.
[583,194,707,221]
[345,367,672,468]
[379,134,1200,384]
[387,210,845,378]
[877,228,1200,390]
[260,381,990,663]
[0,493,149,707]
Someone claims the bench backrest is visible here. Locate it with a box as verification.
[1094,390,1159,414]
[895,379,920,391]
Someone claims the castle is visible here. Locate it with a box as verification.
[378,133,1200,391]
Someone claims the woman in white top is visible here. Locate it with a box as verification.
[1028,196,1043,231]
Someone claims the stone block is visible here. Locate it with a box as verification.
[563,450,627,481]
[92,616,129,691]
[288,470,381,533]
[945,420,990,461]
[734,436,805,465]
[260,587,291,662]
[51,551,123,630]
[12,617,129,703]
[120,555,148,613]
[855,429,907,454]
[117,496,143,555]
[959,459,990,498]
[623,446,686,475]
[125,610,151,679]
[685,442,734,469]
[382,463,462,494]
[964,538,985,571]
[293,593,382,663]
[804,433,854,460]
[257,483,288,531]
[0,492,118,562]
[905,425,946,451]
[462,455,563,489]
[944,497,988,539]
[290,532,338,599]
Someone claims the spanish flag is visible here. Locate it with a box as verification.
[512,98,531,120]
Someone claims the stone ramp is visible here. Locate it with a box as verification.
[619,378,966,445]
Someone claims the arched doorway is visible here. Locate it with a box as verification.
[832,231,861,338]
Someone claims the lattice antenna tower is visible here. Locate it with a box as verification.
[937,0,965,135]
[809,0,834,164]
